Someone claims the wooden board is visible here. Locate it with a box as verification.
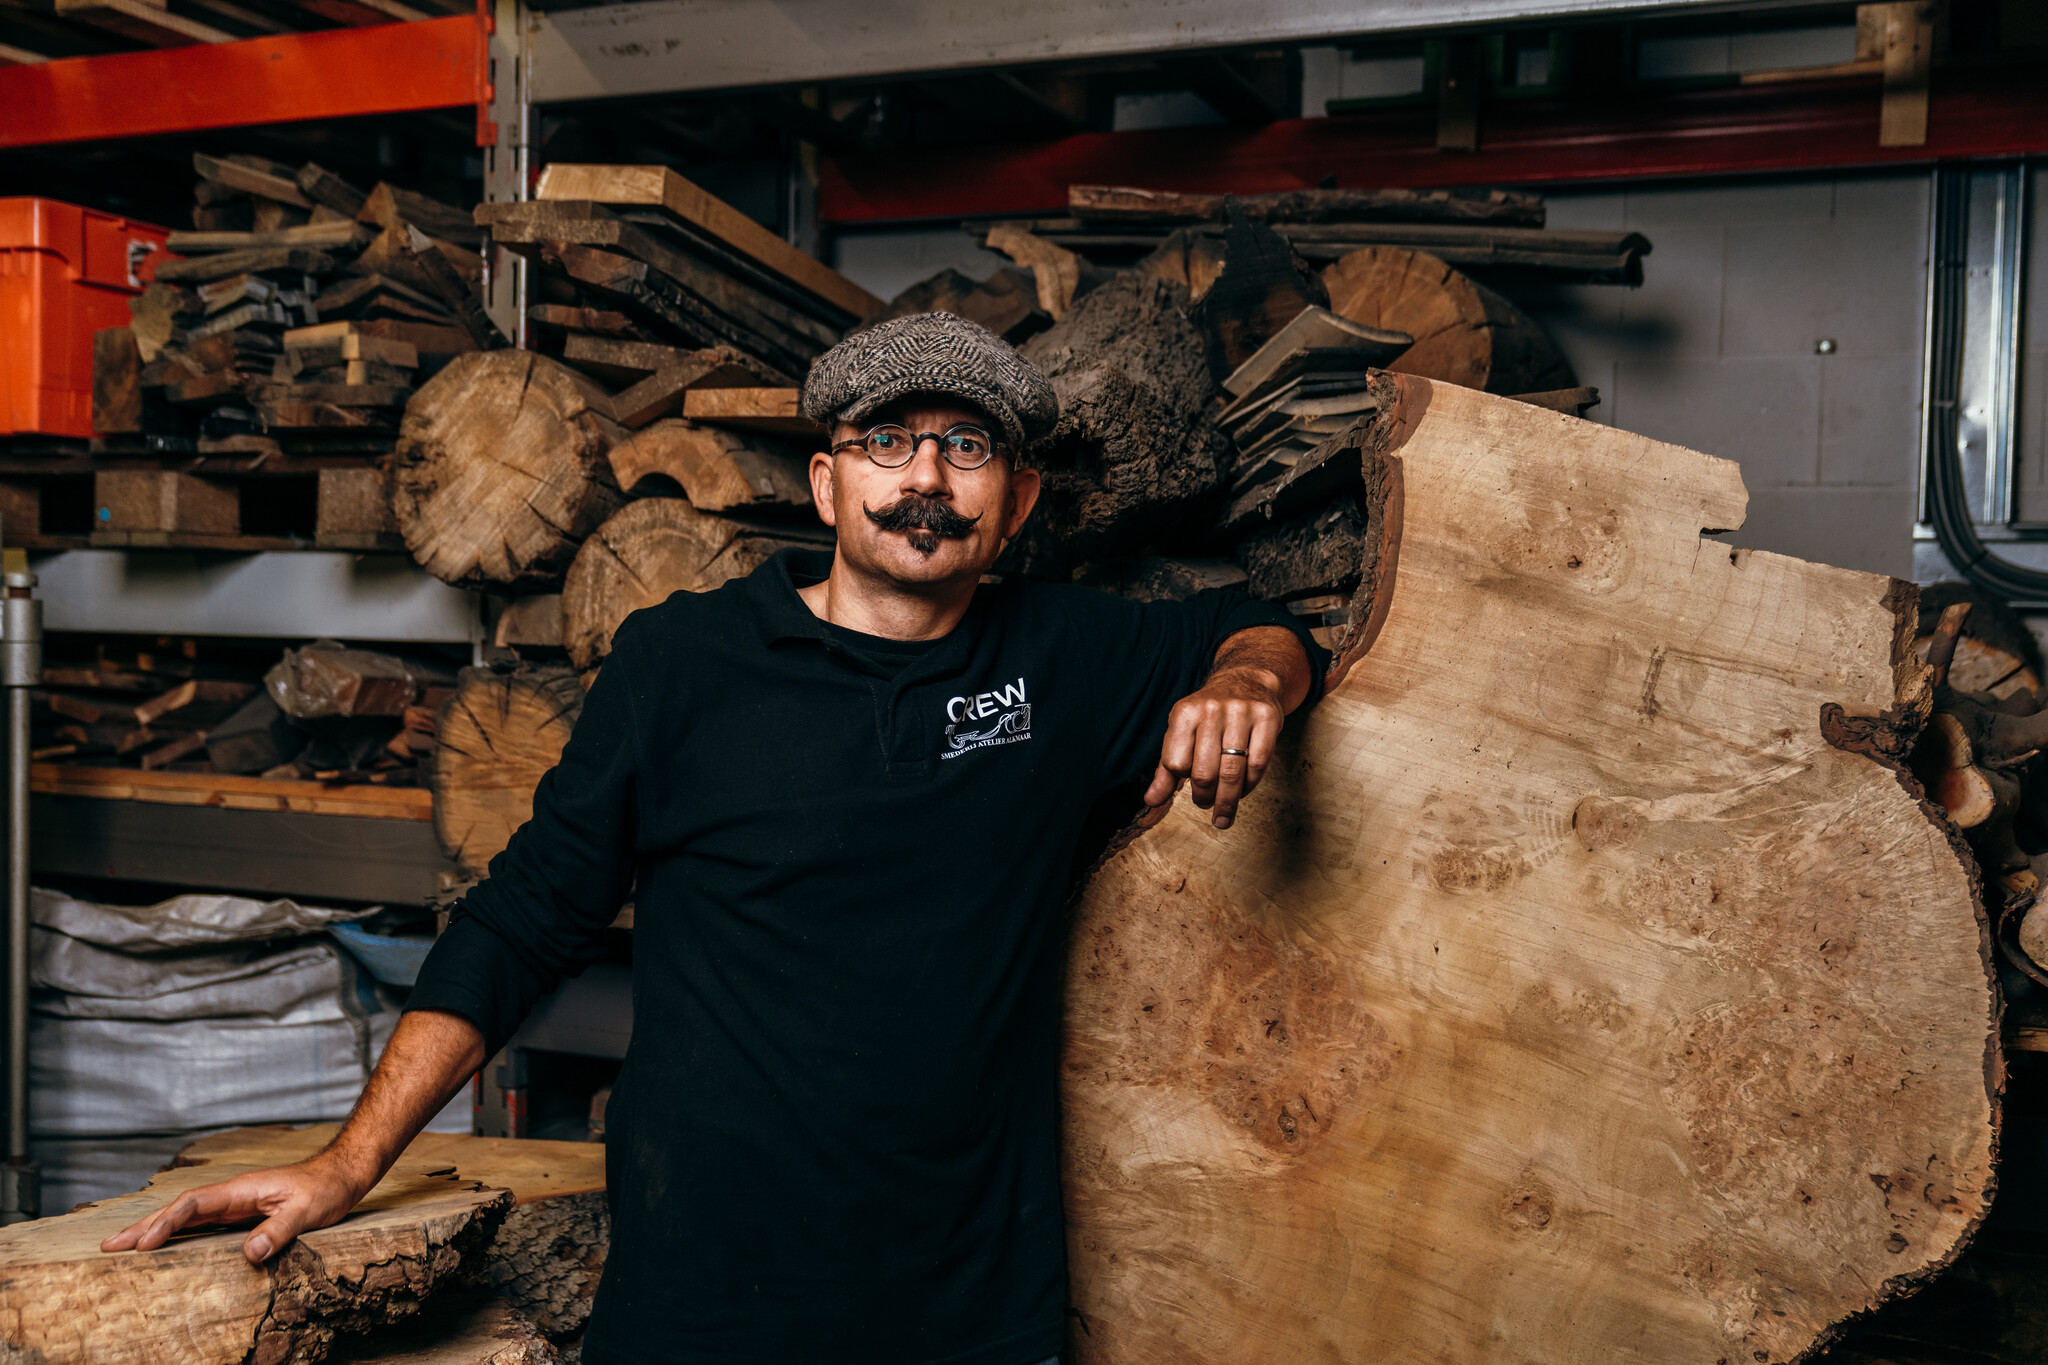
[30,763,432,820]
[1060,377,1996,1365]
[0,1158,509,1365]
[535,164,882,320]
[679,386,819,436]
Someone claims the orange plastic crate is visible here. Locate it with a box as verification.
[0,198,171,439]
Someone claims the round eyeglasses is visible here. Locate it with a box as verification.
[831,423,1004,471]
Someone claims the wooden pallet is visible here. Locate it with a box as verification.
[31,763,432,821]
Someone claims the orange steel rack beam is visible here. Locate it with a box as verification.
[0,13,486,150]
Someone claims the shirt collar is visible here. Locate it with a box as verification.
[744,547,990,684]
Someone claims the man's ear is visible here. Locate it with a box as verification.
[1003,465,1041,539]
[808,451,838,529]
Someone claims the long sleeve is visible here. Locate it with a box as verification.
[1077,586,1329,795]
[405,630,644,1055]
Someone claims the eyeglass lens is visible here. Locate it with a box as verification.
[861,425,995,469]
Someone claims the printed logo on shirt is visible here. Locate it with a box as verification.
[942,677,1032,759]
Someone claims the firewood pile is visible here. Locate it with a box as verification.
[100,153,488,458]
[1896,587,2048,996]
[31,636,452,784]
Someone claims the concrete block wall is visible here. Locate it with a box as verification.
[1508,172,1931,580]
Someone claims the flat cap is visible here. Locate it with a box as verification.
[800,311,1059,454]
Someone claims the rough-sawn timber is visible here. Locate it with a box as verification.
[1060,377,1998,1365]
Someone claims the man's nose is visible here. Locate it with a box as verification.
[900,439,951,495]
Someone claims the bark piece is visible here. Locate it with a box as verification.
[179,1127,609,1345]
[0,1158,510,1365]
[1235,490,1371,600]
[1189,200,1329,379]
[1018,272,1231,565]
[325,1295,555,1365]
[862,266,1049,345]
[1324,245,1576,395]
[607,420,811,510]
[432,663,585,877]
[560,498,817,673]
[393,351,627,590]
[1076,556,1248,603]
[1060,378,1995,1365]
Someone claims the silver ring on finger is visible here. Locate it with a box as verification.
[1221,747,1249,757]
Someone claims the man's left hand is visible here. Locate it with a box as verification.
[1143,625,1312,830]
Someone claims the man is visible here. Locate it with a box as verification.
[105,314,1322,1365]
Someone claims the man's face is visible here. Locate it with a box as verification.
[809,398,1041,590]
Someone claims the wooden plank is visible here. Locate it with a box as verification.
[1879,0,1934,147]
[29,762,433,820]
[1068,182,1547,226]
[164,221,373,254]
[153,247,334,285]
[484,204,836,360]
[192,151,314,207]
[679,386,819,436]
[51,0,233,48]
[536,163,883,320]
[94,471,238,535]
[358,181,484,247]
[1059,378,1995,1365]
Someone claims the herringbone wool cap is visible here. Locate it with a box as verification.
[800,311,1059,453]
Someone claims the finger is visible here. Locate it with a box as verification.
[1138,769,1182,827]
[1240,705,1282,800]
[1188,706,1225,810]
[1155,702,1200,784]
[132,1182,249,1251]
[117,1195,197,1253]
[244,1208,306,1265]
[1209,705,1258,829]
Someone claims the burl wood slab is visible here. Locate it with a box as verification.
[1062,377,1998,1364]
[0,1158,511,1364]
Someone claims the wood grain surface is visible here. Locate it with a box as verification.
[1060,377,1997,1365]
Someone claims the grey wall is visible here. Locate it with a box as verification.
[1512,172,1931,580]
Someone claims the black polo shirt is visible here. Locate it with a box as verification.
[407,548,1325,1365]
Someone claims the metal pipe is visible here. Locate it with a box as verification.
[1,558,40,1223]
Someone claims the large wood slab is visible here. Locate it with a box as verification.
[1061,377,1997,1364]
[0,1159,510,1364]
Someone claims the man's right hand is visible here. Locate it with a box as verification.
[99,1153,371,1264]
[99,1008,487,1266]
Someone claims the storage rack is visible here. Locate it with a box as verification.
[6,0,2048,1159]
